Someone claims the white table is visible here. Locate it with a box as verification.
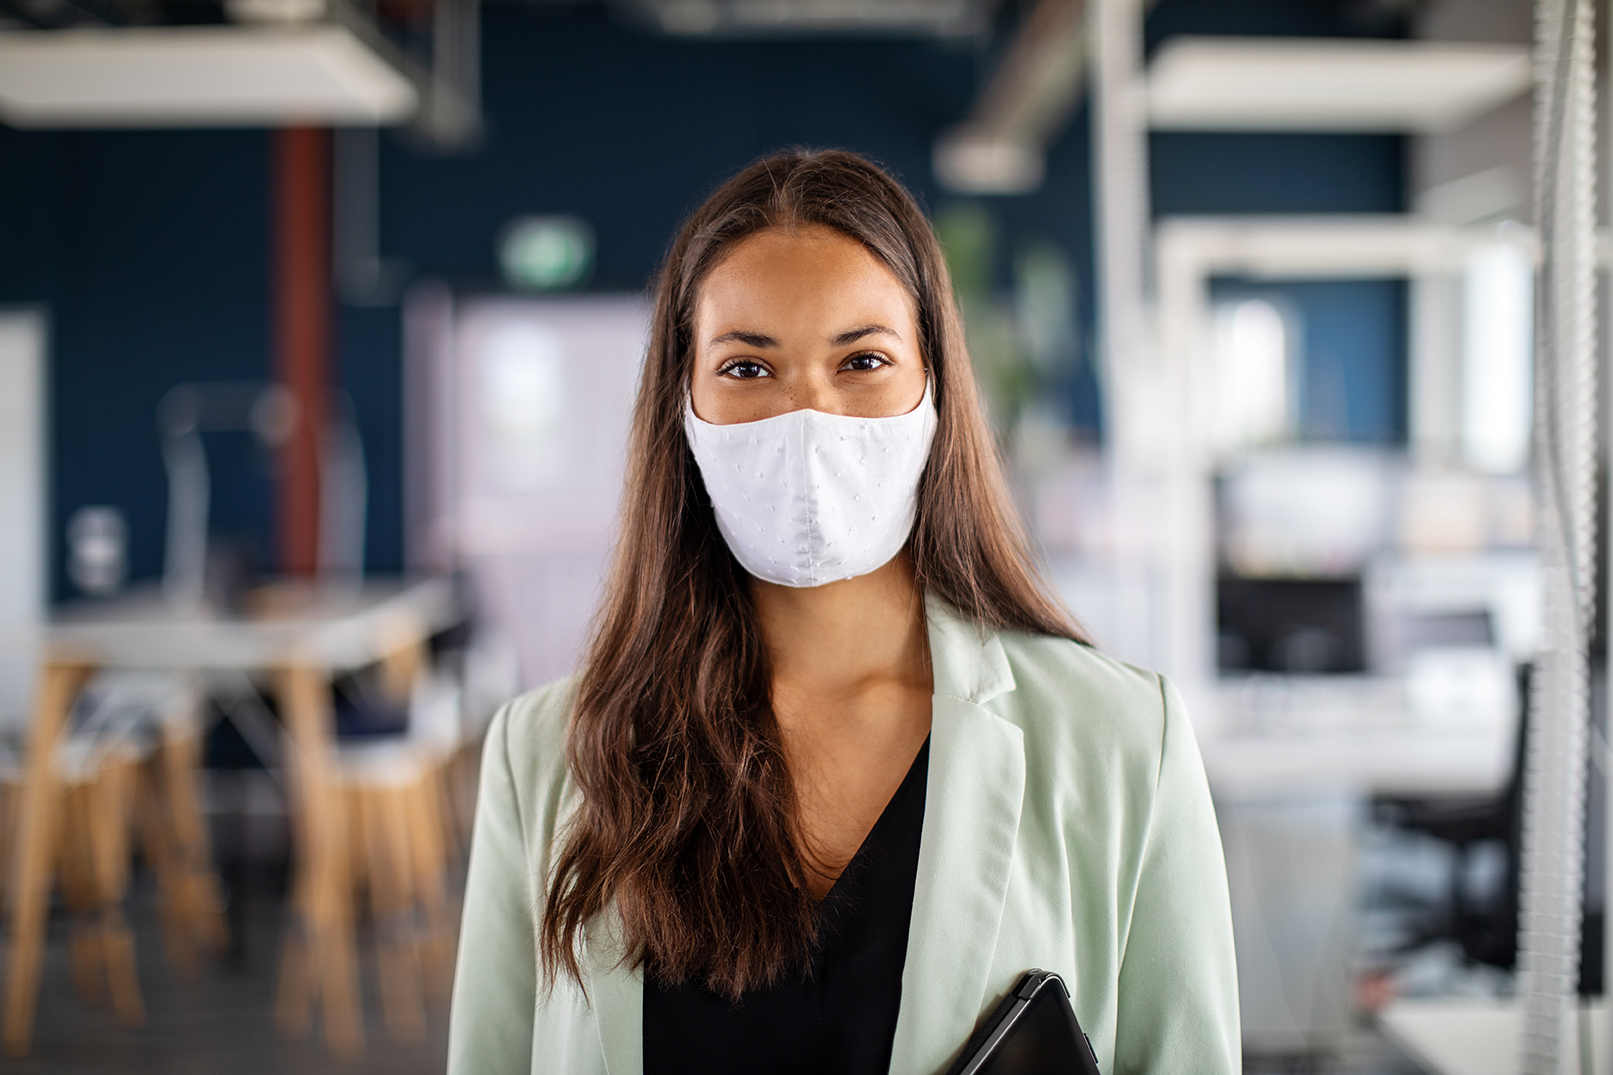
[44,578,458,673]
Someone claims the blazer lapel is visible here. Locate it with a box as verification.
[888,598,1025,1075]
[583,913,644,1075]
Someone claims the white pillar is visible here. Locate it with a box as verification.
[0,309,46,739]
[1093,0,1214,710]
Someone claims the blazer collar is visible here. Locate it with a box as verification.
[581,594,1023,1075]
[923,593,1017,707]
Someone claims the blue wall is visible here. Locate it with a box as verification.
[1209,279,1408,443]
[1153,132,1404,215]
[1155,131,1409,446]
[1,0,1408,599]
[1146,0,1408,48]
[0,128,272,598]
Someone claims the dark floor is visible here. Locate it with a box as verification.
[1245,1027,1431,1075]
[5,786,452,1075]
[7,880,451,1074]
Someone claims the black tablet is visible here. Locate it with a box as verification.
[944,970,1102,1075]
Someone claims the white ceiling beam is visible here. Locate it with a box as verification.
[0,24,418,128]
[1147,37,1530,133]
[936,25,1533,194]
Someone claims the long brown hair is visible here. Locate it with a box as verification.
[540,149,1085,998]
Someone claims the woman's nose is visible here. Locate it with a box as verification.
[784,373,839,416]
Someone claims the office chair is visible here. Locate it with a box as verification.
[157,381,367,608]
[1374,663,1603,993]
[1371,676,1524,972]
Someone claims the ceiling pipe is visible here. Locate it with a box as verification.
[933,0,1089,195]
[408,0,481,150]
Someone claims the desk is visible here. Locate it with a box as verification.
[1379,997,1609,1075]
[1201,674,1515,798]
[3,578,461,1057]
[1199,675,1515,1058]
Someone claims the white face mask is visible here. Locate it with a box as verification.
[684,383,939,588]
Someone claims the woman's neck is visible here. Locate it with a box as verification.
[751,553,931,724]
[752,553,934,893]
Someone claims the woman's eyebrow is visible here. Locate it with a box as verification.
[831,324,901,346]
[709,330,779,348]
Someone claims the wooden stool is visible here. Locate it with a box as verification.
[55,744,145,1027]
[342,746,456,1043]
[272,641,465,1055]
[0,762,18,917]
[273,664,364,1058]
[136,717,229,976]
[2,667,228,1056]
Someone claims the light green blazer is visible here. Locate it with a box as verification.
[448,596,1241,1074]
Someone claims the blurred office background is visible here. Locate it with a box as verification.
[0,0,1574,1070]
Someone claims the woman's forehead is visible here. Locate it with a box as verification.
[694,228,917,342]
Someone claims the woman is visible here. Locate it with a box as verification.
[448,150,1239,1074]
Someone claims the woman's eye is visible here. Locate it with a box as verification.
[718,361,771,380]
[843,353,889,372]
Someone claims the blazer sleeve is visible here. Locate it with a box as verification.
[448,704,537,1074]
[1112,676,1241,1075]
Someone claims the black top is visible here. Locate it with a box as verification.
[643,737,931,1075]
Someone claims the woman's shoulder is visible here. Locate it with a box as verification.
[483,674,580,822]
[1000,629,1161,694]
[992,629,1180,768]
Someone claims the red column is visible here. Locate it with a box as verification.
[272,127,331,578]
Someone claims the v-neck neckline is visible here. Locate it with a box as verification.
[820,734,932,910]
[641,736,932,1075]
